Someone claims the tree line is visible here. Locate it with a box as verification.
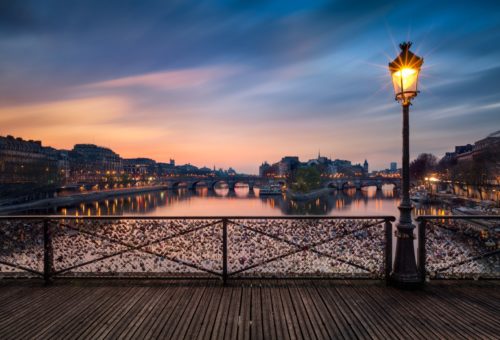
[410,146,499,193]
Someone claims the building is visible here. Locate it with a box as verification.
[261,154,371,179]
[68,144,123,183]
[473,131,500,154]
[123,158,157,177]
[0,135,60,198]
[390,162,397,172]
[445,131,500,163]
[259,162,271,177]
[454,144,475,162]
[276,156,301,177]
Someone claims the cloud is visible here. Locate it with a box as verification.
[0,96,129,128]
[84,66,241,91]
[0,0,499,172]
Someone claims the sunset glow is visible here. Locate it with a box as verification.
[1,1,499,173]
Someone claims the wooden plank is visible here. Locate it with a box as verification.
[71,286,135,340]
[353,283,421,340]
[223,284,242,340]
[251,282,264,340]
[0,280,499,340]
[145,282,195,339]
[8,286,102,339]
[169,281,208,340]
[0,286,25,304]
[336,281,388,340]
[269,280,289,340]
[195,283,224,340]
[132,282,182,339]
[238,282,252,340]
[117,286,170,340]
[0,286,61,320]
[305,282,347,339]
[321,282,368,339]
[261,281,278,340]
[0,286,88,337]
[210,284,233,340]
[159,281,205,339]
[90,287,150,340]
[278,282,301,340]
[312,282,355,340]
[432,283,500,312]
[287,281,317,340]
[183,282,218,340]
[390,286,489,339]
[372,285,455,339]
[368,284,446,339]
[417,286,500,337]
[44,286,132,339]
[104,287,159,339]
[351,281,410,339]
[296,280,335,340]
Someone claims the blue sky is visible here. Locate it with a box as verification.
[1,0,499,173]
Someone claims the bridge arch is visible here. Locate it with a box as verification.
[169,181,191,190]
[341,181,355,190]
[325,182,339,189]
[211,180,234,191]
[189,180,210,190]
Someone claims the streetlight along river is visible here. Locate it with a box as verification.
[388,41,424,288]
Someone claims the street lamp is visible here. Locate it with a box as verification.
[389,42,424,288]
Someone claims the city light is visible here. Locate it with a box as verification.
[389,42,423,105]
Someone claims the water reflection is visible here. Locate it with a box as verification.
[26,184,450,217]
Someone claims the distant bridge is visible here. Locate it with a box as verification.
[323,177,401,191]
[161,175,265,191]
[160,175,400,191]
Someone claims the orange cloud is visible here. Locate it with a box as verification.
[84,66,239,91]
[0,96,128,128]
[0,96,169,153]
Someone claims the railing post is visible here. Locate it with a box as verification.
[222,218,228,286]
[43,219,54,285]
[384,218,393,285]
[418,219,426,285]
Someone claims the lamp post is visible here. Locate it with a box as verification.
[388,42,424,288]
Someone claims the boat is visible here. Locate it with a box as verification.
[410,189,442,204]
[410,190,429,203]
[259,184,282,196]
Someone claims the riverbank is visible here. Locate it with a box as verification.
[286,188,334,201]
[0,185,168,215]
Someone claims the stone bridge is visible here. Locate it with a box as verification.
[161,175,400,191]
[323,177,401,191]
[161,175,269,191]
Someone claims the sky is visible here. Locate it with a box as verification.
[1,0,499,174]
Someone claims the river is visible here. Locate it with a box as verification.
[24,184,449,217]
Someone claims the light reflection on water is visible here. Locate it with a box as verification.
[36,184,450,217]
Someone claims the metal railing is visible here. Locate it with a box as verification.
[417,215,499,280]
[0,216,394,283]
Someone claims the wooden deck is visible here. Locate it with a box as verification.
[0,280,498,339]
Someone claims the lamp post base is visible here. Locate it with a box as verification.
[390,270,423,290]
[390,204,423,289]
